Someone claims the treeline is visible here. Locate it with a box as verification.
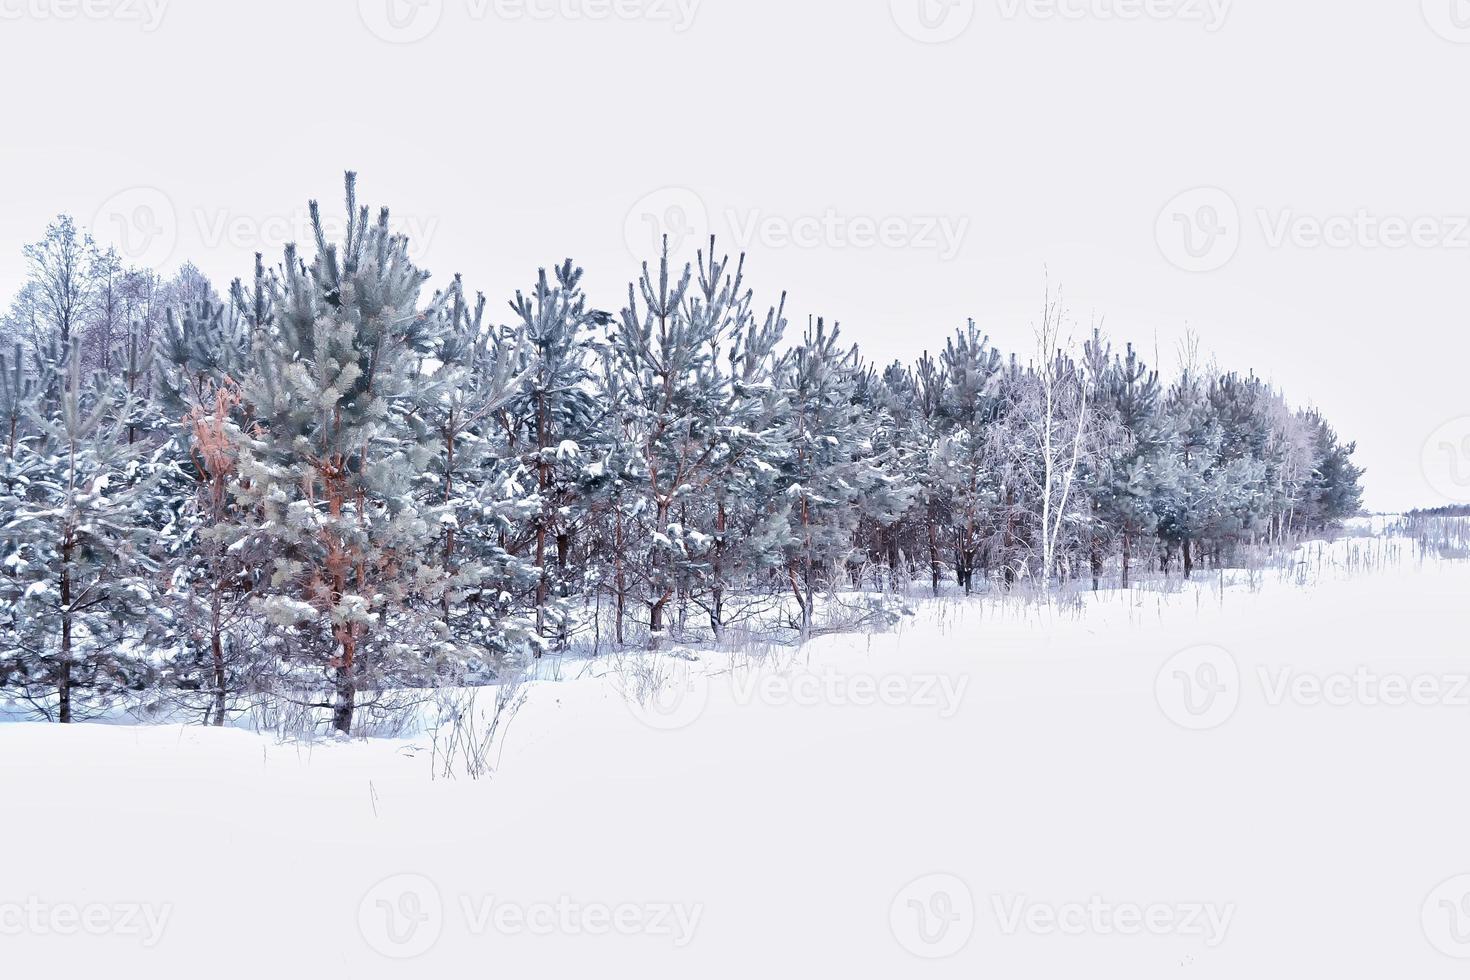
[1406,505,1470,518]
[0,176,1363,730]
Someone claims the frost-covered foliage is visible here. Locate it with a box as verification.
[0,339,157,722]
[227,177,495,734]
[0,175,1366,730]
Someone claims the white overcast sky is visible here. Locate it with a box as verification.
[1,0,1467,511]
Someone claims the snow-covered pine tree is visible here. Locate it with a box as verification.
[1205,372,1279,557]
[504,260,610,644]
[780,318,907,633]
[228,174,462,734]
[1157,343,1223,577]
[901,351,954,593]
[1300,410,1364,531]
[0,339,157,722]
[583,341,643,646]
[1085,337,1165,587]
[1255,390,1316,547]
[693,252,793,639]
[936,321,1005,593]
[0,345,36,696]
[606,238,716,643]
[860,361,924,586]
[1,344,33,462]
[150,291,260,725]
[422,276,541,669]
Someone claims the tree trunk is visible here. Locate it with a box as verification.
[886,526,901,588]
[441,426,456,625]
[648,497,672,644]
[1001,492,1017,590]
[331,628,356,735]
[58,553,73,724]
[711,499,726,642]
[927,510,941,596]
[613,509,626,647]
[331,670,355,735]
[555,530,571,647]
[210,589,226,727]
[649,591,672,643]
[534,388,550,641]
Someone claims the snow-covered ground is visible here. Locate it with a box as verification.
[5,530,1470,977]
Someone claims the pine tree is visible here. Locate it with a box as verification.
[422,277,541,669]
[1,344,33,462]
[150,292,258,725]
[696,261,792,639]
[0,340,157,722]
[1302,411,1365,529]
[936,321,1004,593]
[780,318,907,632]
[505,260,610,644]
[1158,350,1223,577]
[227,174,463,734]
[1086,335,1165,587]
[605,238,715,643]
